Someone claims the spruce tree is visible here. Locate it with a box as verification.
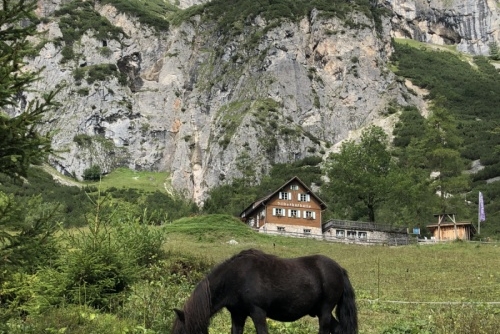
[0,0,60,290]
[0,0,59,180]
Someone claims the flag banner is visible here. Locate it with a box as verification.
[479,192,486,222]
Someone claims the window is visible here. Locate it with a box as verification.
[358,231,367,239]
[277,226,285,232]
[273,208,284,216]
[289,209,300,218]
[303,229,311,234]
[298,193,310,202]
[279,191,291,200]
[347,231,356,239]
[336,230,345,238]
[304,211,316,219]
[290,184,299,190]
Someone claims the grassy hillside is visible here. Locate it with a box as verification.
[0,167,197,227]
[391,40,500,234]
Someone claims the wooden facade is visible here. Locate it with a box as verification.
[240,177,327,237]
[427,222,476,241]
[427,213,476,241]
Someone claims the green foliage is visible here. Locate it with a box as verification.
[83,165,102,181]
[392,42,500,164]
[73,134,93,146]
[54,1,125,62]
[0,0,60,180]
[391,41,500,227]
[3,305,139,334]
[98,46,113,58]
[119,253,214,332]
[489,41,500,61]
[322,126,396,222]
[73,64,127,85]
[173,0,386,39]
[0,168,91,228]
[101,0,175,31]
[393,106,426,148]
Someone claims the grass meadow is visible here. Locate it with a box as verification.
[163,215,500,334]
[5,214,500,333]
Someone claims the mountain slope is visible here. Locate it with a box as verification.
[11,0,500,204]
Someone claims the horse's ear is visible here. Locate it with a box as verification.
[174,308,185,322]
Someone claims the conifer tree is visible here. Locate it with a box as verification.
[0,0,59,180]
[0,0,60,281]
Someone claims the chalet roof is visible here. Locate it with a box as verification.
[239,176,326,218]
[322,219,408,234]
[427,221,477,231]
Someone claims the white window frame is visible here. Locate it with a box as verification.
[290,184,299,190]
[347,231,356,239]
[298,193,311,202]
[273,208,284,216]
[279,191,291,200]
[277,226,285,232]
[304,211,316,219]
[303,229,311,234]
[358,231,367,239]
[336,230,345,238]
[289,209,301,218]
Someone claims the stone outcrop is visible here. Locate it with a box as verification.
[387,0,500,55]
[15,0,499,204]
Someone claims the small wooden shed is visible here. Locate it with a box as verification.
[427,213,476,241]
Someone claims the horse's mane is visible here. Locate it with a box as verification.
[183,278,212,331]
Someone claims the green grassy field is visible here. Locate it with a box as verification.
[85,167,171,193]
[164,215,500,333]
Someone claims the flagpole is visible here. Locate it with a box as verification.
[478,191,485,235]
[478,204,480,235]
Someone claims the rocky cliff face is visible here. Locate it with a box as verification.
[387,0,500,55]
[17,0,499,204]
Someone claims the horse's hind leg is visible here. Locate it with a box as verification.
[329,316,340,334]
[230,310,247,334]
[318,312,333,334]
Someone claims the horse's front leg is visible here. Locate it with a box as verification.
[229,310,247,334]
[249,307,268,334]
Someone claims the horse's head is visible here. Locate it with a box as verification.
[172,309,186,334]
[172,308,209,334]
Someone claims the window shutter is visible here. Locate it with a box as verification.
[298,194,301,201]
[288,209,292,217]
[272,208,276,216]
[278,192,282,200]
[288,192,292,200]
[312,211,316,219]
[307,194,311,202]
[297,210,301,218]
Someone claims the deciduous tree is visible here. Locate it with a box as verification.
[323,126,395,222]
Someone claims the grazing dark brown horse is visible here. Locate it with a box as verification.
[172,249,358,334]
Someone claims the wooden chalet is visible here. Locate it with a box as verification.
[427,213,476,241]
[240,176,327,237]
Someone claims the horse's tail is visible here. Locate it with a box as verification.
[335,268,358,334]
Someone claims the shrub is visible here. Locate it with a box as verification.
[83,165,102,181]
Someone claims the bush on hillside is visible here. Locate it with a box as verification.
[83,165,102,181]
